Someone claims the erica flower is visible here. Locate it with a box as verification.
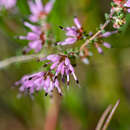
[15,71,62,96]
[28,0,55,23]
[19,22,46,53]
[95,42,111,54]
[40,54,79,86]
[57,17,84,46]
[101,31,118,38]
[0,0,16,10]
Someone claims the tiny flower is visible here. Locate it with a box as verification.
[95,42,111,54]
[110,0,129,28]
[113,17,126,29]
[57,17,84,46]
[40,54,79,86]
[103,42,111,48]
[95,43,103,54]
[19,22,46,53]
[15,71,62,96]
[101,31,118,38]
[0,0,16,10]
[28,0,55,23]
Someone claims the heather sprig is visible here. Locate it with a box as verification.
[1,0,129,96]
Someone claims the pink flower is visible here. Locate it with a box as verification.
[15,71,62,96]
[0,0,16,10]
[28,0,55,22]
[40,54,79,86]
[57,17,83,46]
[19,22,45,53]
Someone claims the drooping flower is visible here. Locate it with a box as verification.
[101,31,118,38]
[0,0,16,10]
[40,54,79,86]
[19,22,46,53]
[57,17,84,46]
[95,42,111,54]
[28,0,55,23]
[15,71,62,96]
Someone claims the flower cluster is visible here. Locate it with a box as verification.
[15,54,78,96]
[40,54,79,85]
[111,0,130,28]
[13,0,130,96]
[19,0,54,54]
[57,17,84,46]
[15,72,62,96]
[19,22,46,53]
[28,0,55,23]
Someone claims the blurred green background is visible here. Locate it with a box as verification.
[0,0,130,130]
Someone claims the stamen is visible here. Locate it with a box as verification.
[29,77,33,80]
[76,80,79,84]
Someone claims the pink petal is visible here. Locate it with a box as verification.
[74,17,82,29]
[44,0,54,13]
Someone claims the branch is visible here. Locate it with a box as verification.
[0,54,44,70]
[102,99,120,130]
[80,10,115,51]
[95,105,112,130]
[80,20,110,51]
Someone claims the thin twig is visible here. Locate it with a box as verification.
[80,20,110,51]
[102,99,120,130]
[80,10,115,51]
[0,54,44,69]
[95,105,112,130]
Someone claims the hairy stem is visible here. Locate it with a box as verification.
[80,10,114,51]
[0,54,44,70]
[80,20,110,51]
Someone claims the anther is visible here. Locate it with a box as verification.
[59,26,63,29]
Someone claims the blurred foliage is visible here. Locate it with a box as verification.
[0,0,130,130]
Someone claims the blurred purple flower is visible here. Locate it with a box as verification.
[40,54,79,86]
[103,42,111,48]
[19,22,45,53]
[95,42,111,54]
[57,17,83,46]
[124,0,130,12]
[101,31,118,38]
[15,71,62,96]
[28,0,55,22]
[0,0,16,10]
